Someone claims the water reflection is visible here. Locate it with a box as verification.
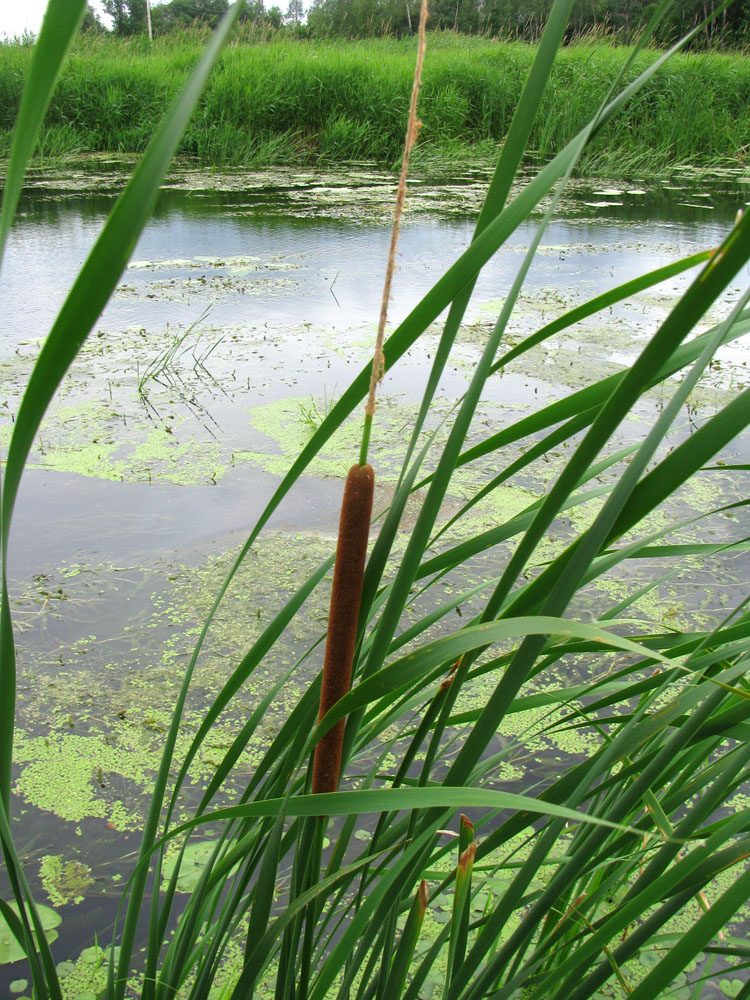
[5,179,747,352]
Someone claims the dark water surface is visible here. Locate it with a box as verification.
[5,181,745,351]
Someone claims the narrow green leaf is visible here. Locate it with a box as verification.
[383,881,429,998]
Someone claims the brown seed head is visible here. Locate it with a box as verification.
[312,464,375,797]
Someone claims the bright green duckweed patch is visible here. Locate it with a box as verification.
[11,536,331,814]
[38,856,93,908]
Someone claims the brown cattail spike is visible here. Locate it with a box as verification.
[312,463,375,796]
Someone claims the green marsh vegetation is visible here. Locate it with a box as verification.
[1,25,750,172]
[3,1,750,999]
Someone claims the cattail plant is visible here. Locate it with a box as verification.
[4,4,750,1000]
[311,461,375,794]
[311,0,430,799]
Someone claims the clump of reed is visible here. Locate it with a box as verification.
[3,3,750,1000]
[2,28,749,171]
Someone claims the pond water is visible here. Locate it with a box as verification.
[4,175,748,569]
[1,167,750,994]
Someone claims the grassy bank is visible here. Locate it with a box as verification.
[1,29,749,174]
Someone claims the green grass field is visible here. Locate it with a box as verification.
[1,28,749,173]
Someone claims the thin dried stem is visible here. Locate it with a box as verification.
[361,0,429,461]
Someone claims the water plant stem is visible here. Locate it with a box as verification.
[360,0,429,466]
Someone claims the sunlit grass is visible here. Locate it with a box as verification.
[1,28,749,172]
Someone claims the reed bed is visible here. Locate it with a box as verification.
[1,29,749,172]
[3,1,750,999]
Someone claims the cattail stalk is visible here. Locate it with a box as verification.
[312,0,427,796]
[360,0,429,466]
[312,462,375,796]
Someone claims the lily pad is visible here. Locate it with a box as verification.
[162,840,221,894]
[79,945,106,966]
[9,980,28,994]
[638,950,660,969]
[0,902,62,964]
[719,979,744,999]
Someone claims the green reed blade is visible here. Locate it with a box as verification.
[2,5,240,532]
[450,308,750,481]
[450,648,749,998]
[309,616,670,746]
[169,555,333,807]
[503,289,750,623]
[607,386,750,545]
[382,881,428,998]
[155,786,640,844]
[398,0,575,477]
[563,840,750,1000]
[0,797,61,1000]
[493,250,711,372]
[0,0,87,824]
[441,210,750,798]
[6,9,258,999]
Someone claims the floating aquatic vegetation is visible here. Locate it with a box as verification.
[0,905,61,966]
[38,856,94,908]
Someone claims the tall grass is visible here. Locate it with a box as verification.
[2,1,750,999]
[1,28,749,171]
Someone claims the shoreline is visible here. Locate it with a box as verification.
[2,34,750,176]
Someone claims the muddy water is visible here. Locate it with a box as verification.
[1,170,750,992]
